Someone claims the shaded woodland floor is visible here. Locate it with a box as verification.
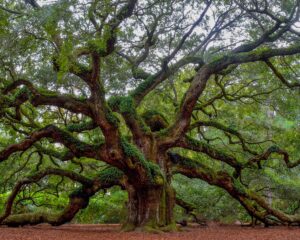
[0,224,299,240]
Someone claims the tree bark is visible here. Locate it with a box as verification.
[122,183,176,232]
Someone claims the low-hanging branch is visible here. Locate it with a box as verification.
[170,152,300,226]
[175,135,243,176]
[0,168,93,224]
[0,125,98,163]
[0,167,125,226]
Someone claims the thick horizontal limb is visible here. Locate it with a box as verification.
[1,167,124,226]
[1,79,92,117]
[170,153,300,225]
[163,44,300,146]
[0,125,98,163]
[173,136,243,176]
[0,168,92,224]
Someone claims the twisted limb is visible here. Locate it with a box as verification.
[0,167,124,227]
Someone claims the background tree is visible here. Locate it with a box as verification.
[0,0,299,231]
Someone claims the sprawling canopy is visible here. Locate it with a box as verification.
[0,0,299,231]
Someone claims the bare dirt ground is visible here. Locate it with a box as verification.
[0,224,299,240]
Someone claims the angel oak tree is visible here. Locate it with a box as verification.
[0,0,300,231]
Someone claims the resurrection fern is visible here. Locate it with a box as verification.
[98,167,124,184]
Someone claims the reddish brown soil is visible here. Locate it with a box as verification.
[0,224,299,240]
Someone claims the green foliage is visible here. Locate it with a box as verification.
[87,25,112,54]
[75,187,127,224]
[87,39,107,54]
[57,40,73,81]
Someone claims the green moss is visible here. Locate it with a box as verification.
[179,56,204,65]
[66,121,94,132]
[130,75,155,98]
[34,144,68,160]
[169,152,204,169]
[13,87,31,98]
[182,158,203,169]
[105,111,120,127]
[108,96,136,115]
[137,117,151,133]
[120,136,150,173]
[0,87,33,107]
[153,175,164,185]
[108,96,151,133]
[7,87,31,104]
[159,223,178,232]
[252,46,271,54]
[120,137,162,183]
[98,167,124,184]
[210,53,227,63]
[3,212,59,226]
[38,88,87,102]
[0,95,10,105]
[233,179,246,195]
[141,225,163,234]
[38,88,59,97]
[58,128,91,152]
[185,135,199,146]
[121,222,136,232]
[148,161,164,185]
[185,135,210,150]
[159,185,167,225]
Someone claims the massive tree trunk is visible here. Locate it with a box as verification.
[123,180,176,232]
[118,124,177,232]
